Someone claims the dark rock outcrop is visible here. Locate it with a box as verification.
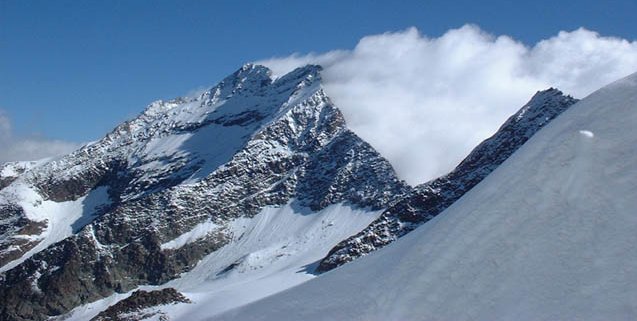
[91,288,190,321]
[0,204,46,266]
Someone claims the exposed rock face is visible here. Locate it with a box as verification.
[317,88,578,272]
[0,162,33,191]
[0,178,16,191]
[0,65,408,321]
[0,204,46,267]
[91,288,190,321]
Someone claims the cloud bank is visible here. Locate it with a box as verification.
[256,25,637,185]
[0,111,80,165]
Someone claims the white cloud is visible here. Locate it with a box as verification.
[256,25,637,185]
[0,111,80,164]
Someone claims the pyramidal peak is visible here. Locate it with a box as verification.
[137,64,322,134]
[0,63,407,321]
[19,64,335,203]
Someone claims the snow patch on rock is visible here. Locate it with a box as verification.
[161,220,221,250]
[0,185,111,272]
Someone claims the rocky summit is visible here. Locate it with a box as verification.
[0,64,408,321]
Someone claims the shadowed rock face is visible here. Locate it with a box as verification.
[0,65,408,321]
[0,177,17,190]
[0,204,46,267]
[317,88,578,272]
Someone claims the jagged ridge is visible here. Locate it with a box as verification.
[317,88,578,272]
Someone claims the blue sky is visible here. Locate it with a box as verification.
[1,0,635,143]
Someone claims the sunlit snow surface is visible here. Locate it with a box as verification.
[213,73,637,321]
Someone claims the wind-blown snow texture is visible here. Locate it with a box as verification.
[0,64,407,321]
[218,72,637,321]
[317,88,578,271]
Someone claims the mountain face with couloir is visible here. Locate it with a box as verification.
[0,64,578,321]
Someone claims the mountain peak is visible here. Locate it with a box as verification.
[509,87,576,125]
[529,87,572,104]
[0,60,409,321]
[233,63,273,80]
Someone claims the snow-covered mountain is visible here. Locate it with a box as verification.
[0,64,408,321]
[0,62,599,321]
[216,72,637,321]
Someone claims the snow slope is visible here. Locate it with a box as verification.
[62,202,381,320]
[165,202,382,319]
[216,72,637,321]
